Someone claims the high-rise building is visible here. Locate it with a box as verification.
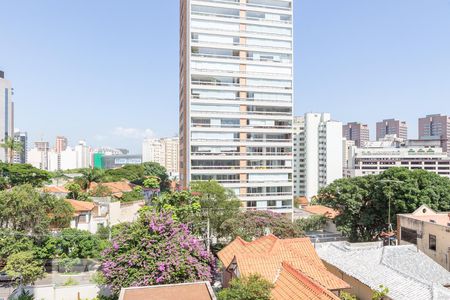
[28,141,50,170]
[0,71,14,162]
[56,136,68,153]
[142,137,179,174]
[293,113,343,199]
[376,118,407,140]
[179,0,294,213]
[419,114,450,154]
[13,131,27,164]
[343,122,370,147]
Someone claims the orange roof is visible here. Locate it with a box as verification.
[90,181,134,194]
[44,186,69,193]
[66,199,95,212]
[272,262,340,300]
[296,196,309,206]
[303,205,339,219]
[118,282,216,300]
[218,235,349,291]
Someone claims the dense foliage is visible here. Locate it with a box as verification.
[3,251,45,285]
[0,163,51,188]
[221,210,303,242]
[317,168,450,241]
[0,230,34,267]
[0,184,74,234]
[100,211,216,294]
[218,274,273,300]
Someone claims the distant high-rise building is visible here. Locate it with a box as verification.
[293,113,343,199]
[376,118,407,140]
[179,0,294,212]
[343,122,370,147]
[28,141,50,170]
[13,131,27,164]
[142,137,179,174]
[0,71,14,162]
[419,114,450,154]
[56,136,68,153]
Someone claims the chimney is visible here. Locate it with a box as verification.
[0,70,4,79]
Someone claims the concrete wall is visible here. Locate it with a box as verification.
[323,261,377,300]
[398,215,450,270]
[14,284,110,300]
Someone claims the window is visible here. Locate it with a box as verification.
[400,227,417,244]
[429,234,437,251]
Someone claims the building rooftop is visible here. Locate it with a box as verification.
[218,235,349,291]
[66,199,95,212]
[44,186,69,193]
[302,205,339,219]
[316,241,450,300]
[118,281,216,300]
[398,204,450,227]
[272,262,340,300]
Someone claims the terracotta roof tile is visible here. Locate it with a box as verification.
[303,205,339,219]
[272,262,340,300]
[90,181,133,194]
[44,186,69,193]
[66,199,95,212]
[219,235,350,291]
[119,281,216,300]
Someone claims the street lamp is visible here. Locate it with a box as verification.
[377,179,403,233]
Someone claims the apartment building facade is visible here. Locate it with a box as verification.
[419,114,450,154]
[179,0,294,212]
[13,131,27,164]
[142,137,179,174]
[376,118,407,140]
[293,113,343,199]
[342,122,369,147]
[345,136,450,178]
[0,71,14,163]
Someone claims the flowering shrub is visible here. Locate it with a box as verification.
[100,211,216,294]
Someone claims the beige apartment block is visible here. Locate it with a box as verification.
[179,0,294,213]
[397,204,450,271]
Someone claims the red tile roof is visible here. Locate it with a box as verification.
[272,262,340,300]
[66,199,95,212]
[90,181,134,194]
[44,186,69,193]
[303,205,339,219]
[118,282,216,300]
[218,235,349,291]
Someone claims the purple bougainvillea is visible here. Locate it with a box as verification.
[100,211,216,294]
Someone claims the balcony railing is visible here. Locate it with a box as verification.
[191,165,291,170]
[191,151,293,156]
[191,67,292,77]
[191,39,292,51]
[191,96,292,103]
[191,110,292,116]
[191,12,292,25]
[190,80,293,91]
[191,123,291,129]
[193,0,292,12]
[191,138,291,142]
[191,53,292,64]
[241,192,292,197]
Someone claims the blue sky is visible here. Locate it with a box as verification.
[1,0,449,153]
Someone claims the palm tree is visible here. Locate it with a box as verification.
[0,137,22,164]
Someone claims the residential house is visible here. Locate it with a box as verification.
[294,205,340,234]
[397,204,450,270]
[316,241,450,300]
[118,282,216,300]
[66,199,144,234]
[218,235,350,299]
[89,181,134,198]
[43,186,69,199]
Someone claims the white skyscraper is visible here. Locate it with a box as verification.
[179,0,294,213]
[293,113,343,200]
[0,71,14,163]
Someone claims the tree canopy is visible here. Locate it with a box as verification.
[0,163,51,188]
[0,185,74,234]
[221,210,303,242]
[100,211,216,294]
[317,168,450,241]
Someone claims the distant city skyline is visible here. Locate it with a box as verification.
[1,0,450,152]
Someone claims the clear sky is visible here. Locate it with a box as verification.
[1,0,449,153]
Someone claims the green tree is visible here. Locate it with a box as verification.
[142,162,169,190]
[0,163,51,188]
[80,168,105,190]
[0,137,22,164]
[221,210,303,242]
[150,190,201,223]
[104,165,144,182]
[65,182,90,201]
[295,215,327,232]
[372,285,389,300]
[3,251,45,285]
[121,186,144,202]
[217,274,273,300]
[89,183,113,197]
[143,177,160,190]
[0,229,34,268]
[0,185,73,234]
[317,168,450,241]
[190,180,241,239]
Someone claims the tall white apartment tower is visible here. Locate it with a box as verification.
[180,0,294,213]
[0,71,14,163]
[293,113,343,200]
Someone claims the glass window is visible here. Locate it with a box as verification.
[400,227,417,244]
[429,234,437,251]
